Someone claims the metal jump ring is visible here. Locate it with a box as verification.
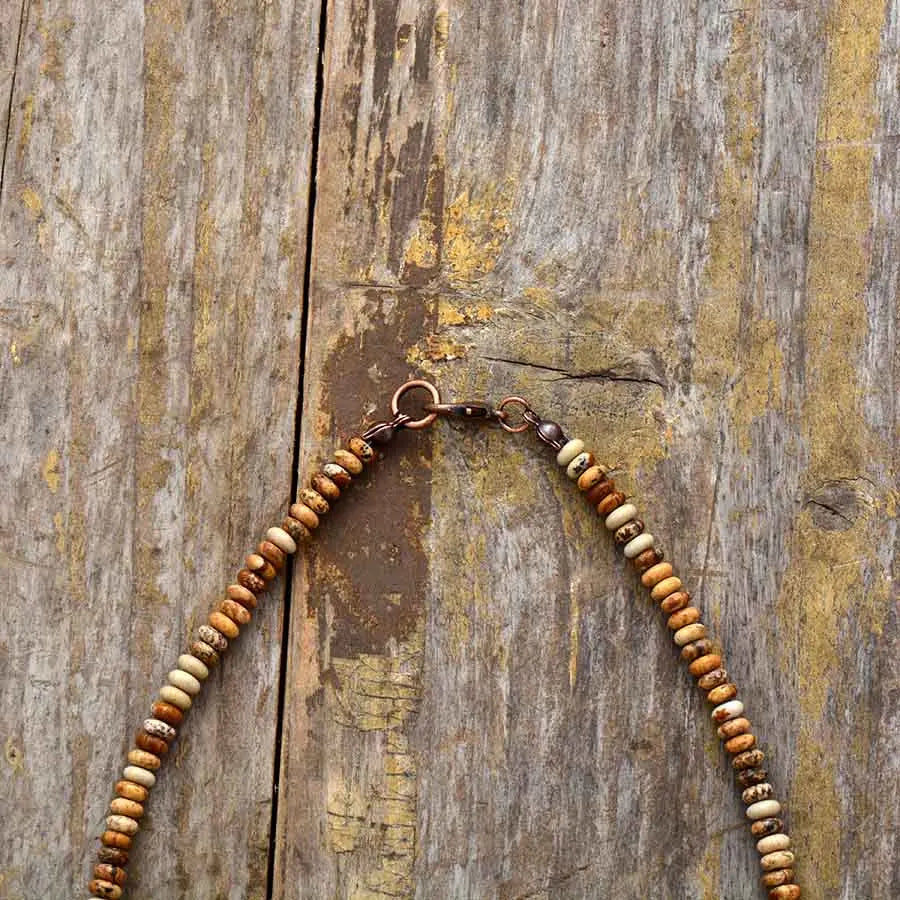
[497,396,533,433]
[391,379,441,430]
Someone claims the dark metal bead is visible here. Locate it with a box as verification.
[536,419,566,448]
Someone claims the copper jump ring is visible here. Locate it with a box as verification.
[497,396,533,433]
[391,379,441,430]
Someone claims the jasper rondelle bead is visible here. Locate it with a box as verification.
[310,472,340,501]
[681,638,714,662]
[660,590,690,614]
[115,780,148,803]
[264,528,296,556]
[725,732,756,754]
[556,438,585,466]
[596,491,626,516]
[189,640,220,668]
[577,465,607,492]
[747,799,781,819]
[697,668,729,691]
[566,451,595,480]
[220,598,252,626]
[718,717,751,740]
[150,700,184,727]
[751,816,783,837]
[762,868,795,887]
[689,654,722,677]
[604,503,638,531]
[226,583,258,609]
[198,623,228,652]
[757,833,791,853]
[94,863,127,885]
[768,885,801,899]
[289,502,320,529]
[667,606,701,630]
[96,846,129,866]
[706,682,738,705]
[101,830,132,850]
[743,782,773,804]
[615,519,644,545]
[674,623,707,646]
[88,879,123,899]
[178,653,209,681]
[739,767,770,789]
[641,562,673,588]
[761,850,795,871]
[281,516,312,544]
[135,730,168,756]
[348,435,375,463]
[168,668,202,696]
[258,539,287,569]
[733,748,765,770]
[632,546,664,573]
[323,462,352,488]
[106,814,139,835]
[334,448,363,474]
[209,610,240,640]
[123,764,156,788]
[246,553,277,581]
[237,568,267,594]
[298,487,329,515]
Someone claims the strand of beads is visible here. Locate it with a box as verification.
[555,438,800,900]
[87,436,377,899]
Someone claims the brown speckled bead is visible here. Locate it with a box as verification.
[751,816,783,837]
[633,546,664,573]
[220,598,252,626]
[667,606,701,630]
[258,540,286,570]
[94,864,127,885]
[680,638,714,662]
[689,654,722,677]
[135,729,168,756]
[707,683,738,705]
[226,584,257,609]
[585,479,615,505]
[323,462,352,488]
[738,767,769,789]
[767,880,800,898]
[742,782,773,804]
[198,623,228,653]
[89,879,122,899]
[596,491,626,516]
[660,590,690,614]
[246,553,277,581]
[289,502,320,529]
[348,435,375,463]
[615,519,644,545]
[311,472,340,501]
[761,851,795,872]
[97,846,129,867]
[577,465,607,492]
[101,830,132,850]
[733,748,765,770]
[698,668,729,691]
[115,781,148,803]
[281,516,312,544]
[237,568,267,594]
[209,610,239,640]
[110,797,144,819]
[717,717,751,740]
[298,487,329,515]
[762,869,794,888]
[641,562,673,588]
[334,448,364,475]
[189,640,220,669]
[725,732,757,754]
[128,748,161,771]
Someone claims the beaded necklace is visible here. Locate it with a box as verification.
[87,380,800,900]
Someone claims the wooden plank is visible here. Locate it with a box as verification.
[0,0,320,896]
[274,2,900,900]
[0,2,25,187]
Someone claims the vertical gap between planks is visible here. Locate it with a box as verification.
[265,0,329,895]
[0,0,29,204]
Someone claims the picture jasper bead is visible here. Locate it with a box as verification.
[660,590,690,614]
[750,816,783,837]
[101,830,132,850]
[757,833,791,854]
[127,749,161,771]
[577,465,607,492]
[289,502,320,529]
[88,879,122,899]
[747,799,782,820]
[135,729,168,756]
[697,668,729,691]
[246,554,277,581]
[143,718,176,742]
[650,576,682,601]
[604,502,638,531]
[198,623,228,652]
[674,623,707,646]
[681,638,714,662]
[106,814,139,835]
[615,519,644,545]
[641,562,673,588]
[688,654,722,677]
[258,540,286,569]
[333,448,363,475]
[209,610,240,640]
[237,568,267,594]
[149,700,184,728]
[738,767,769,788]
[298,487,329,515]
[556,438,584,465]
[115,781,148,803]
[585,479,614,505]
[667,606,701,630]
[596,491,626,516]
[281,516,312,544]
[761,867,794,887]
[189,640,220,669]
[323,462,352,488]
[760,850,795,871]
[725,733,756,754]
[718,717,751,740]
[94,864,127,885]
[220,598,252,626]
[226,584,257,609]
[632,547,664,573]
[707,682,737,704]
[110,797,144,818]
[733,748,765,770]
[566,451,595,480]
[96,846,129,866]
[310,472,340,501]
[711,700,744,723]
[766,879,799,897]
[348,435,375,463]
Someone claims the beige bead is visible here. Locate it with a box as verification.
[265,526,297,555]
[110,797,144,818]
[122,765,156,788]
[673,622,707,646]
[556,439,584,466]
[158,684,192,710]
[711,700,744,723]
[604,503,638,531]
[289,503,320,529]
[757,833,791,854]
[641,562,673,588]
[168,668,201,696]
[566,451,595,480]
[747,799,782,820]
[127,748,161,771]
[650,576,683,601]
[177,654,209,681]
[106,814,139,836]
[623,533,655,559]
[334,449,363,475]
[760,850,794,871]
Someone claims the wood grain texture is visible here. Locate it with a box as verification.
[1,1,898,899]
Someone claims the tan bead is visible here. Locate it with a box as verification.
[726,732,756,754]
[110,797,144,818]
[258,539,287,569]
[697,667,729,691]
[757,833,791,854]
[348,435,375,463]
[751,816,783,836]
[650,576,683,601]
[577,465,607,491]
[762,869,795,888]
[115,780,148,803]
[323,462,352,488]
[127,748,161,771]
[209,610,240,639]
[717,717,751,740]
[768,886,800,900]
[596,491,626,516]
[667,606,701,630]
[96,846,129,867]
[158,684,192,711]
[237,568,267,593]
[106,814,139,835]
[641,562,673,588]
[680,638,714,662]
[706,682,738,705]
[733,748,766,770]
[674,623,707,646]
[88,879,123,899]
[177,653,208,681]
[189,640,220,668]
[135,729,168,756]
[689,654,723,677]
[298,487,329,515]
[167,668,201,696]
[122,763,156,787]
[198,623,228,651]
[660,590,691,614]
[334,449,363,475]
[94,864,127,885]
[246,553,277,581]
[760,850,794,871]
[226,583,258,609]
[289,502,320,529]
[632,546,664,573]
[101,830,132,850]
[220,598,252,626]
[310,472,340,501]
[281,516,312,544]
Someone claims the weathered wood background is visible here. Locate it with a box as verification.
[1,1,898,898]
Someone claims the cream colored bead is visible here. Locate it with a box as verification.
[673,622,706,646]
[711,700,744,722]
[168,669,201,696]
[604,503,637,531]
[556,439,584,466]
[265,526,297,555]
[123,764,156,788]
[177,654,209,681]
[159,684,192,710]
[760,850,794,871]
[746,799,782,820]
[565,452,593,480]
[757,834,791,854]
[623,533,654,558]
[106,814,139,835]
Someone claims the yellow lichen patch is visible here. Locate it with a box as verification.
[21,186,42,219]
[443,180,515,284]
[403,222,439,272]
[9,342,21,365]
[4,736,24,775]
[37,14,74,82]
[697,831,722,900]
[42,448,61,493]
[434,10,450,58]
[729,317,783,453]
[53,510,66,555]
[17,94,33,162]
[405,333,467,368]
[436,299,494,326]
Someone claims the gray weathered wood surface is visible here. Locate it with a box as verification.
[1,2,898,899]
